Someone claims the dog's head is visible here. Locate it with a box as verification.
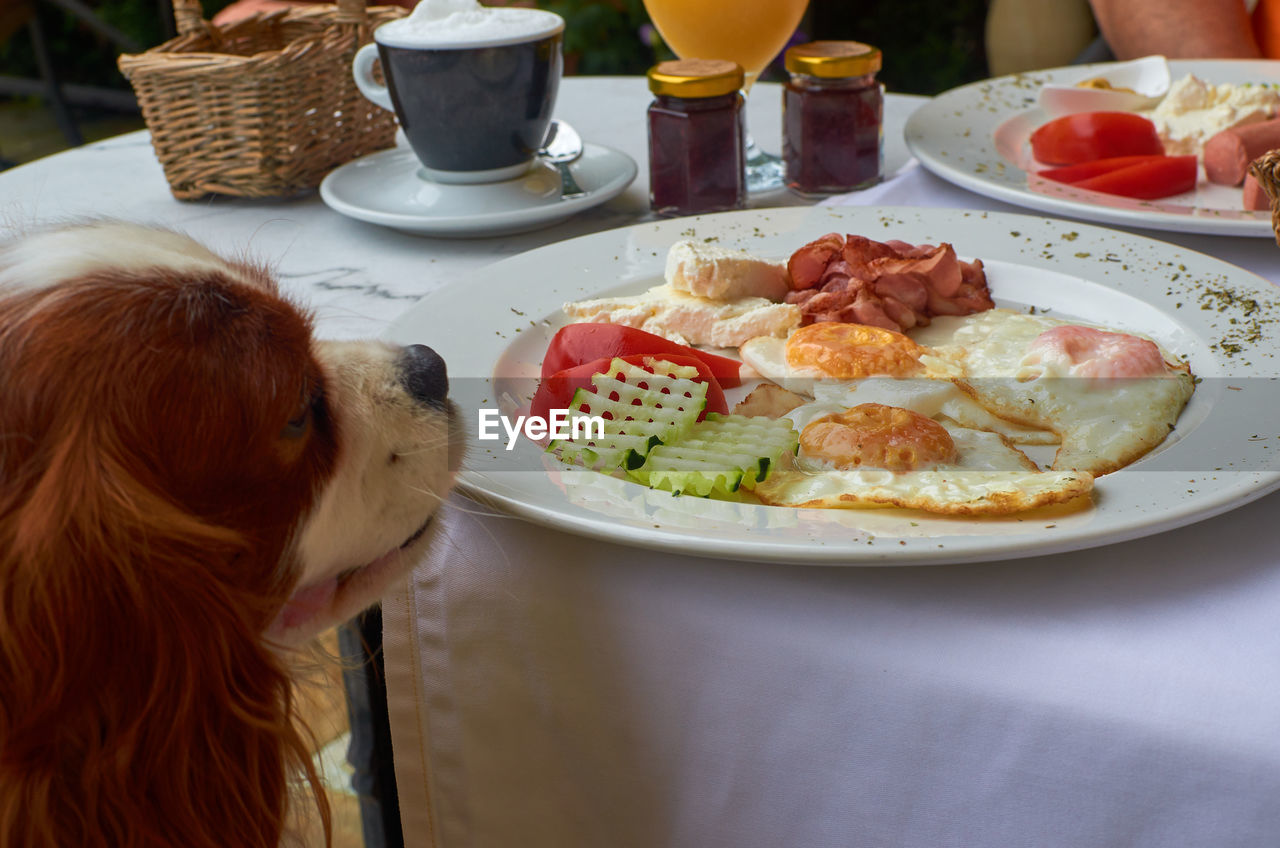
[0,222,460,846]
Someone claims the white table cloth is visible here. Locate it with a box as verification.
[3,77,1278,848]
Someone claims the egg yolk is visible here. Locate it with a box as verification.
[785,323,924,379]
[1022,324,1168,379]
[800,403,957,472]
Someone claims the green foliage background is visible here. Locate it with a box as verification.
[809,1,990,96]
[539,0,664,76]
[0,0,989,97]
[0,0,235,89]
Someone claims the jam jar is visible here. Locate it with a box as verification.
[782,41,883,197]
[647,59,746,217]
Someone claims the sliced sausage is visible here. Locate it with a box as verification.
[787,233,844,290]
[1204,118,1280,185]
[1243,172,1272,210]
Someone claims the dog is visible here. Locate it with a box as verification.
[0,221,462,847]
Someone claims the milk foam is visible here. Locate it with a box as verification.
[376,0,563,49]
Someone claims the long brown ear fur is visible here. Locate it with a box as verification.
[0,272,334,847]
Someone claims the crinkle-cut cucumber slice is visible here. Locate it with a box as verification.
[631,413,799,496]
[550,357,707,470]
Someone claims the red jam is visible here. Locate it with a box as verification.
[782,42,884,197]
[647,59,746,217]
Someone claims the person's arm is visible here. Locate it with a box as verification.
[1089,0,1263,59]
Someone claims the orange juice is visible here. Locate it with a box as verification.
[643,0,809,81]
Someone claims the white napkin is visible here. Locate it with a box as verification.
[816,158,1018,213]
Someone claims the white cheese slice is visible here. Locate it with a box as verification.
[563,284,801,348]
[664,240,791,302]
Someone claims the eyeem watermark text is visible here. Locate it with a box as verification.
[478,409,606,451]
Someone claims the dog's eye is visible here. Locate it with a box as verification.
[282,379,326,440]
[281,403,310,440]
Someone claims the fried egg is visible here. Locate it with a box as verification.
[741,322,959,385]
[912,309,1195,476]
[740,323,1059,446]
[752,387,1093,516]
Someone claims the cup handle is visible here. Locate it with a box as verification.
[353,43,394,111]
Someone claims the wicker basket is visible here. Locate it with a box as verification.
[118,0,406,200]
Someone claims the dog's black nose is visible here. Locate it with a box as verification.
[397,344,449,406]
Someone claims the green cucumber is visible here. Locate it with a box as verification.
[631,413,799,497]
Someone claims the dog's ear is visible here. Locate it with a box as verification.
[0,420,330,848]
[0,270,333,847]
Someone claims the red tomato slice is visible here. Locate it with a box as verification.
[1071,155,1198,199]
[542,323,743,388]
[1030,112,1164,166]
[530,353,729,424]
[1037,154,1172,184]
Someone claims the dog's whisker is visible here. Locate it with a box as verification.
[432,486,513,521]
[405,485,449,508]
[436,506,517,581]
[443,499,511,521]
[394,438,456,457]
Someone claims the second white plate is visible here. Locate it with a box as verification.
[905,59,1280,238]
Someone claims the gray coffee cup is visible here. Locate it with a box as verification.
[353,6,564,184]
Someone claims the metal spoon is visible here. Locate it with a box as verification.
[538,120,586,199]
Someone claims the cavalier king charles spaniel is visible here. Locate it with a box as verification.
[0,222,462,847]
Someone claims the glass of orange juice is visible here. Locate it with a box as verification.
[643,0,809,192]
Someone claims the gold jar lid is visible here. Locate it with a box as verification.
[648,59,745,98]
[785,41,882,78]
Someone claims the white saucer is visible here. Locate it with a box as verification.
[319,143,637,238]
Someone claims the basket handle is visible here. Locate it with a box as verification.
[167,0,368,34]
[334,0,368,25]
[171,0,205,36]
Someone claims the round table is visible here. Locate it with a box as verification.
[4,77,1280,848]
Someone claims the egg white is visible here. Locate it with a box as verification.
[752,384,1094,516]
[753,466,1094,516]
[916,309,1195,476]
[739,334,1059,446]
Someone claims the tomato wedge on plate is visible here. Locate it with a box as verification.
[542,323,743,388]
[1036,154,1171,185]
[530,353,729,424]
[1070,155,1198,200]
[1037,153,1198,199]
[1030,112,1164,166]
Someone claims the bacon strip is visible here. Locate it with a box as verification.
[787,232,844,290]
[784,233,995,331]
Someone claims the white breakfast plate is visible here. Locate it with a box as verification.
[319,143,637,238]
[905,59,1280,238]
[387,205,1280,565]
